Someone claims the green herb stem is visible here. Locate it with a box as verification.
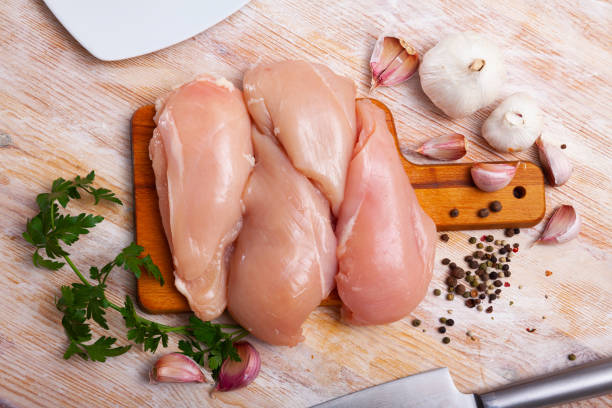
[63,255,91,287]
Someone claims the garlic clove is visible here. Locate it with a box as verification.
[215,342,261,392]
[415,133,467,161]
[470,162,518,192]
[482,93,544,152]
[536,205,580,245]
[150,353,206,384]
[536,137,572,186]
[370,35,419,91]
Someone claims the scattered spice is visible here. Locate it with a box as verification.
[442,337,451,344]
[509,301,514,306]
[489,201,502,212]
[485,245,494,252]
[439,317,447,324]
[450,208,459,217]
[441,258,450,265]
[512,247,519,253]
[514,228,520,234]
[486,235,494,242]
[433,289,442,296]
[449,262,457,269]
[451,268,465,279]
[476,243,484,249]
[478,208,490,218]
[485,306,493,313]
[504,228,515,237]
[561,144,567,149]
[526,328,536,333]
[477,305,483,311]
[446,294,454,301]
[446,319,454,326]
[412,319,421,327]
[504,282,510,287]
[469,237,477,244]
[568,353,576,361]
[545,270,553,277]
[438,326,447,334]
[440,233,450,242]
[454,284,466,295]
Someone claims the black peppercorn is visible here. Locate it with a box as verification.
[455,284,466,295]
[465,299,475,308]
[494,280,503,287]
[442,337,451,344]
[438,326,447,334]
[442,258,451,265]
[446,319,454,326]
[449,262,457,270]
[504,228,515,237]
[477,283,486,292]
[561,144,567,149]
[412,319,422,327]
[489,294,497,301]
[446,276,458,287]
[495,288,502,295]
[478,208,490,218]
[440,233,449,242]
[489,272,498,280]
[486,306,493,313]
[489,201,502,212]
[504,270,511,277]
[490,255,497,263]
[450,208,459,217]
[464,255,474,262]
[502,264,510,271]
[513,228,520,234]
[474,298,481,305]
[499,247,507,254]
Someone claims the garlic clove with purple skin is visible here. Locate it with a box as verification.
[471,162,518,192]
[370,35,419,92]
[535,205,580,245]
[216,342,260,392]
[150,353,206,384]
[415,133,467,161]
[536,137,572,187]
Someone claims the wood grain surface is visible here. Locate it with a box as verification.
[1,0,611,407]
[133,99,546,314]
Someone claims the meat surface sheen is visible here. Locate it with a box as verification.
[335,100,436,325]
[228,128,337,346]
[243,60,356,215]
[150,76,253,321]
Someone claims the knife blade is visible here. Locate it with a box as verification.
[312,357,612,408]
[312,367,478,408]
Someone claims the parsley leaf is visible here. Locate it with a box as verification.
[120,296,168,353]
[114,242,164,286]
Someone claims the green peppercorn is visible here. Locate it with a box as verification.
[442,337,451,344]
[462,292,470,298]
[433,289,442,296]
[486,235,494,242]
[469,237,477,244]
[446,294,454,301]
[499,257,506,262]
[476,243,484,249]
[412,319,421,327]
[487,261,493,267]
[485,246,494,252]
[568,354,577,361]
[501,240,507,246]
[439,317,447,324]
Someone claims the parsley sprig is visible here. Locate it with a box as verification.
[24,171,248,375]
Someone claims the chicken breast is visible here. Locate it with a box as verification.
[227,128,337,346]
[150,76,253,321]
[243,60,356,215]
[335,100,436,325]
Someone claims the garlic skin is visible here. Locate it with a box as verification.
[482,93,544,152]
[419,32,505,118]
[370,35,419,91]
[471,162,518,192]
[415,133,467,161]
[216,342,261,392]
[536,205,580,245]
[536,137,572,186]
[150,353,206,384]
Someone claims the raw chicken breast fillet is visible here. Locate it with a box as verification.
[227,128,337,346]
[243,60,356,215]
[150,76,253,321]
[335,100,436,325]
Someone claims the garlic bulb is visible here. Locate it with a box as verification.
[482,93,543,152]
[419,32,505,118]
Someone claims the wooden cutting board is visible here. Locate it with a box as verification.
[131,99,545,313]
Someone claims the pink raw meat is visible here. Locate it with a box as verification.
[335,99,436,325]
[150,76,253,321]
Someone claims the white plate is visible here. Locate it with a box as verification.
[43,0,250,61]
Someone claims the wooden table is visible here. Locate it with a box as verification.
[1,0,610,407]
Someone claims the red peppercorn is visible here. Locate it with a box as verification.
[481,235,487,241]
[513,247,519,253]
[504,282,510,287]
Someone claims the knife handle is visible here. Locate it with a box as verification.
[477,357,612,408]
